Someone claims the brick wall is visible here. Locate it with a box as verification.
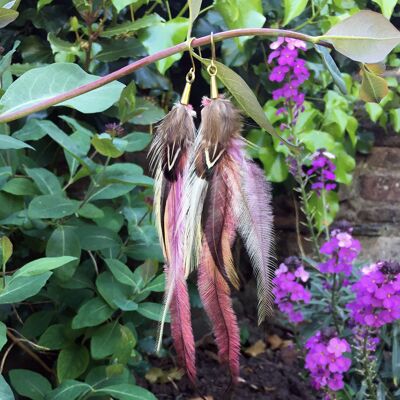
[338,130,400,261]
[273,129,400,262]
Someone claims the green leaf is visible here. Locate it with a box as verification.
[314,44,347,95]
[90,322,121,359]
[137,302,168,322]
[9,369,52,400]
[78,203,104,219]
[38,324,69,350]
[25,167,62,195]
[28,195,80,219]
[103,163,153,186]
[360,65,388,103]
[0,272,52,304]
[0,63,125,121]
[72,297,114,329]
[0,135,34,150]
[188,0,202,37]
[130,97,165,125]
[214,0,265,46]
[124,132,151,152]
[209,60,295,149]
[46,226,81,281]
[283,0,308,26]
[105,259,138,290]
[321,10,400,63]
[97,38,145,62]
[0,321,6,352]
[372,0,397,19]
[37,0,54,11]
[111,0,138,13]
[365,102,383,122]
[1,236,12,265]
[46,380,91,400]
[95,383,156,400]
[2,178,38,196]
[390,108,400,132]
[298,130,335,152]
[57,344,89,382]
[140,17,189,74]
[0,375,14,400]
[0,8,18,28]
[12,119,51,142]
[15,256,77,278]
[118,81,136,124]
[100,14,163,38]
[146,274,165,292]
[77,225,121,251]
[258,148,288,182]
[113,325,136,364]
[96,272,138,311]
[91,133,127,158]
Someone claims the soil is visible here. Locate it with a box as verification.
[139,327,320,400]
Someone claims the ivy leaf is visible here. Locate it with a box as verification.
[72,297,114,329]
[28,195,80,219]
[0,63,125,122]
[314,44,347,95]
[360,64,388,103]
[0,7,18,28]
[137,302,169,322]
[372,0,397,19]
[91,133,128,158]
[140,17,189,74]
[214,0,265,46]
[46,380,91,400]
[321,10,400,63]
[283,0,308,26]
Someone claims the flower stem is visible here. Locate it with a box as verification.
[0,29,331,123]
[331,273,341,334]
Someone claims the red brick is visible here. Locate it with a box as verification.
[360,175,400,201]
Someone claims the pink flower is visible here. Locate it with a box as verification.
[269,65,290,82]
[327,338,348,357]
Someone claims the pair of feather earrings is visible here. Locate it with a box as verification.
[149,50,274,384]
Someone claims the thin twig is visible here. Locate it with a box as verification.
[0,29,329,124]
[6,330,53,374]
[0,343,15,374]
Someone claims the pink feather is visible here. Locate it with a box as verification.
[198,237,240,382]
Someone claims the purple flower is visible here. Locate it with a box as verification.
[267,37,309,122]
[306,149,337,195]
[273,257,312,323]
[269,65,290,82]
[318,229,361,276]
[305,332,351,394]
[347,261,400,328]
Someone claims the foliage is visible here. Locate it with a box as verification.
[0,0,399,398]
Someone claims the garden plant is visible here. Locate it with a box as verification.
[1,0,400,399]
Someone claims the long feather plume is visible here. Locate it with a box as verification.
[183,96,275,382]
[149,103,196,381]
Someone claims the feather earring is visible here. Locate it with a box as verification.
[149,60,197,382]
[183,38,275,383]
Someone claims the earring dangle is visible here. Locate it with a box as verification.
[183,33,275,384]
[149,42,197,382]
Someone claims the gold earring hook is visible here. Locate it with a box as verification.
[207,32,218,99]
[181,37,196,106]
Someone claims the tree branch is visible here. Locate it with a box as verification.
[0,28,330,123]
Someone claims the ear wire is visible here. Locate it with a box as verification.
[207,32,218,99]
[181,37,196,106]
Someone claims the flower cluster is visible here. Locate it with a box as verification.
[347,261,400,328]
[273,257,312,323]
[268,37,310,119]
[318,228,361,276]
[306,149,337,194]
[305,331,351,393]
[351,325,380,356]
